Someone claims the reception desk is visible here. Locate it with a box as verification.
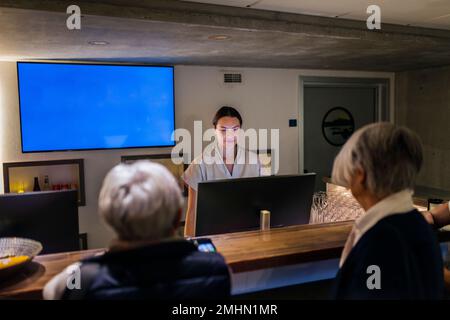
[2,221,449,299]
[0,221,353,299]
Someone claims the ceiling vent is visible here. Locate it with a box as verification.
[223,72,242,84]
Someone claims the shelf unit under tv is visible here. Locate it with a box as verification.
[2,159,86,206]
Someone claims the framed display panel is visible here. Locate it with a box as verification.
[3,159,86,206]
[121,154,188,196]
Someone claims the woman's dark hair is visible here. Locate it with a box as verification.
[212,106,242,128]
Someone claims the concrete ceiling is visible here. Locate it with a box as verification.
[187,0,450,30]
[0,0,450,71]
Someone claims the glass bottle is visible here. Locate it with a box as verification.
[43,175,50,191]
[33,177,41,192]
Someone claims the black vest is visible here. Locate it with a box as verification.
[63,240,231,300]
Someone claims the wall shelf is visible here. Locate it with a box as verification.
[2,159,86,206]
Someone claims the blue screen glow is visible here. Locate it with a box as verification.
[17,62,175,152]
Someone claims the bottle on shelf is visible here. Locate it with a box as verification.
[33,177,41,192]
[43,175,50,191]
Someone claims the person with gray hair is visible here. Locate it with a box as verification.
[98,160,183,242]
[330,122,444,299]
[43,161,231,300]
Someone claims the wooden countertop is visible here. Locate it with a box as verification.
[0,248,105,299]
[0,221,353,299]
[209,221,352,272]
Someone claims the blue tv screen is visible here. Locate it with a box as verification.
[17,62,175,152]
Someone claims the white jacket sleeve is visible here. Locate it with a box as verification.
[43,262,81,300]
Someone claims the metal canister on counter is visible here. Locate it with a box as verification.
[260,210,271,231]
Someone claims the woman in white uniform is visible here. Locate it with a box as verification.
[182,106,261,236]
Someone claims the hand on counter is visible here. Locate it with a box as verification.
[422,202,450,228]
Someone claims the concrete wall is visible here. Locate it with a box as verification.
[396,65,450,190]
[0,61,393,248]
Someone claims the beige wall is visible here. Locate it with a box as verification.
[396,65,450,190]
[0,61,393,248]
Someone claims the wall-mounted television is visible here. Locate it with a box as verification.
[17,62,175,153]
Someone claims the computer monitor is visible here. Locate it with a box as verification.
[0,190,80,254]
[195,174,316,236]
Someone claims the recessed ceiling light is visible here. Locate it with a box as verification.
[88,40,109,46]
[208,35,231,41]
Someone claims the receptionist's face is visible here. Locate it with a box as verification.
[215,116,241,148]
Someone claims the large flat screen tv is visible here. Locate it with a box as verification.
[17,62,175,152]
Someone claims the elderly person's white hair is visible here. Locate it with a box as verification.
[98,161,183,241]
[332,122,423,199]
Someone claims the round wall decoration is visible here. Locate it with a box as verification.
[322,107,355,146]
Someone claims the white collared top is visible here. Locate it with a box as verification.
[339,189,415,267]
[182,143,261,191]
